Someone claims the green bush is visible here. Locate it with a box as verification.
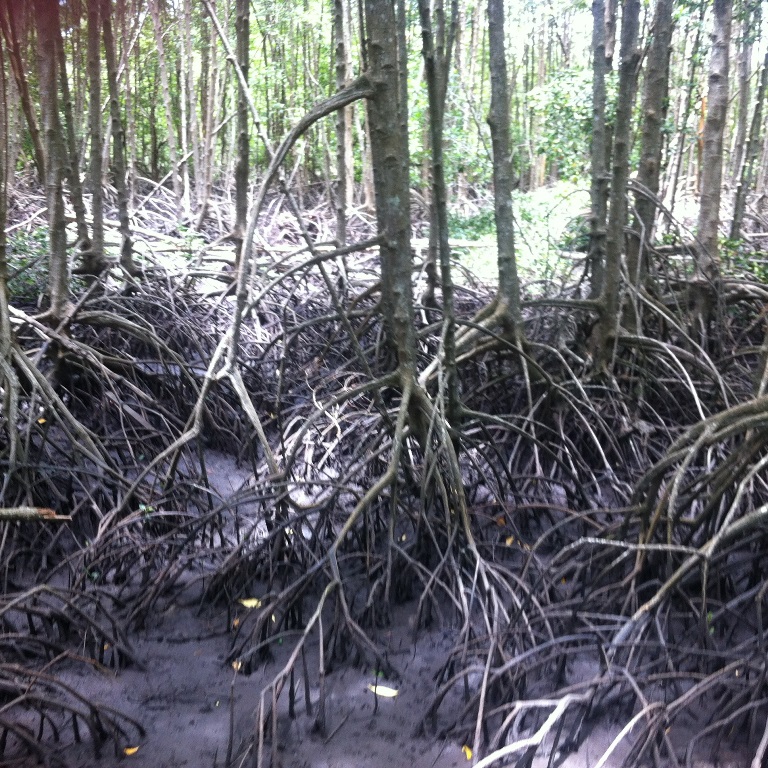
[448,208,496,240]
[7,228,49,301]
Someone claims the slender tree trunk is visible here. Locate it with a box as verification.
[418,0,456,312]
[334,0,354,246]
[0,27,10,343]
[697,0,732,280]
[149,0,183,220]
[102,0,138,276]
[232,0,250,265]
[588,0,609,300]
[56,20,90,254]
[626,0,673,295]
[177,0,192,219]
[0,3,45,182]
[35,0,69,320]
[595,0,641,372]
[487,0,522,339]
[728,5,756,181]
[694,0,731,344]
[85,0,106,275]
[182,0,200,216]
[660,7,703,226]
[195,5,219,230]
[731,50,768,241]
[419,0,460,431]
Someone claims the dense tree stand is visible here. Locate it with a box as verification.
[3,180,768,765]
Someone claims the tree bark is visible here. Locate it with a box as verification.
[232,0,250,267]
[693,0,731,346]
[731,49,768,242]
[364,0,416,370]
[588,0,609,300]
[334,0,354,246]
[102,0,138,276]
[626,0,673,294]
[35,0,69,320]
[487,0,522,339]
[728,4,757,181]
[0,3,45,182]
[419,0,460,431]
[595,0,641,372]
[149,0,183,220]
[660,6,703,229]
[80,0,108,276]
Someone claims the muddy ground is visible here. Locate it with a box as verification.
[9,453,752,768]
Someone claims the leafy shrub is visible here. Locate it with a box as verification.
[7,228,49,301]
[448,208,496,240]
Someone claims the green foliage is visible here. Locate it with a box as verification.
[528,69,593,182]
[557,213,590,252]
[6,228,49,301]
[722,237,768,282]
[447,208,496,240]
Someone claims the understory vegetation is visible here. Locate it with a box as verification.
[3,177,768,767]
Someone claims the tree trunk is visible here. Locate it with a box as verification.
[334,0,354,246]
[728,5,756,181]
[626,0,673,296]
[84,0,106,275]
[660,6,703,228]
[149,0,183,220]
[693,0,731,347]
[102,0,138,276]
[419,0,460,431]
[487,0,522,339]
[35,0,69,320]
[233,0,250,265]
[363,0,416,370]
[0,3,45,182]
[588,0,609,301]
[731,49,768,242]
[0,27,10,347]
[56,18,90,258]
[595,0,641,372]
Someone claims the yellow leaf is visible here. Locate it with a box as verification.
[495,515,505,527]
[400,533,407,542]
[103,643,110,651]
[238,598,262,609]
[232,617,240,628]
[232,660,242,671]
[367,683,398,697]
[37,418,46,425]
[462,745,473,760]
[124,746,140,756]
[271,614,276,622]
[505,536,515,546]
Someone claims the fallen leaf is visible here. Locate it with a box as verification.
[238,598,262,609]
[232,660,242,672]
[462,745,473,760]
[495,515,505,527]
[232,617,240,628]
[124,746,140,756]
[367,683,398,697]
[505,535,515,546]
[37,418,46,425]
